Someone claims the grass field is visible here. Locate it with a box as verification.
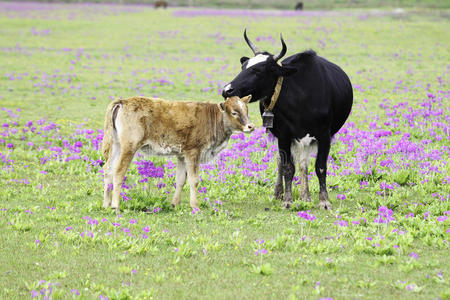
[0,2,449,299]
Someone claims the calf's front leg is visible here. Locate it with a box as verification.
[172,157,187,207]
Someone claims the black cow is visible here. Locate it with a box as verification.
[222,30,353,209]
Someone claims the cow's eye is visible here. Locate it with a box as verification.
[231,111,239,117]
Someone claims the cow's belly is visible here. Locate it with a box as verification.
[291,134,318,166]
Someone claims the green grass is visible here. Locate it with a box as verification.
[0,4,449,299]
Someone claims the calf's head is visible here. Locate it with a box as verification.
[222,29,297,102]
[220,95,254,133]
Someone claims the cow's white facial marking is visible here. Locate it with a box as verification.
[223,83,231,91]
[246,54,269,69]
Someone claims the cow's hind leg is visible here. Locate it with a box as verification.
[316,136,331,210]
[172,157,187,207]
[111,147,136,213]
[274,155,284,200]
[279,140,295,209]
[298,163,312,203]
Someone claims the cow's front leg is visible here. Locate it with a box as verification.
[298,163,312,202]
[316,136,331,210]
[274,155,284,200]
[185,152,200,210]
[172,157,187,207]
[278,141,294,209]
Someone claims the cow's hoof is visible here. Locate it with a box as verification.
[318,201,332,210]
[282,193,293,209]
[274,185,283,200]
[301,192,312,202]
[282,201,292,209]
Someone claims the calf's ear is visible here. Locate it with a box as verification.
[218,102,226,112]
[241,95,252,104]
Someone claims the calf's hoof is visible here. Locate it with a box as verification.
[318,201,332,210]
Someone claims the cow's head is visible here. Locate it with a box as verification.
[219,95,254,133]
[222,29,297,102]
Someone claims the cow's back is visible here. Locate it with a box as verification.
[281,51,353,136]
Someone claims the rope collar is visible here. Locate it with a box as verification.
[263,76,284,112]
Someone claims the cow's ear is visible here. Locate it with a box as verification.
[240,56,250,65]
[218,102,225,112]
[273,65,297,77]
[241,95,252,104]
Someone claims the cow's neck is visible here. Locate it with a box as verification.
[262,76,283,110]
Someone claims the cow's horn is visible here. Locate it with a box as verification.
[244,28,259,55]
[273,34,287,62]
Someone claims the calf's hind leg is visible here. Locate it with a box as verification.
[184,152,200,209]
[103,142,120,208]
[111,147,136,213]
[172,157,187,207]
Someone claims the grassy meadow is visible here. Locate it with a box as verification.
[0,3,449,299]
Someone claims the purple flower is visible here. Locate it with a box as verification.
[337,194,347,200]
[335,220,349,227]
[297,210,316,221]
[255,248,268,256]
[142,226,150,233]
[437,216,448,222]
[374,206,395,224]
[6,143,14,149]
[71,289,80,295]
[409,252,418,259]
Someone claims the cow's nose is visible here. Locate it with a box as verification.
[222,88,234,98]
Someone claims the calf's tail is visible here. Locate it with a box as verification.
[102,100,122,162]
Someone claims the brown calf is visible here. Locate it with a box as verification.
[102,96,254,212]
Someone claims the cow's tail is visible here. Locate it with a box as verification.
[102,99,122,162]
